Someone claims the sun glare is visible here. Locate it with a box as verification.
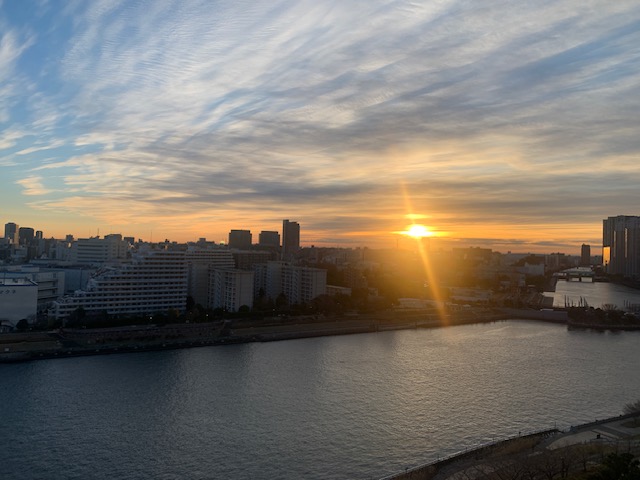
[404,224,433,238]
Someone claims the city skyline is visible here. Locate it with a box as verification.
[1,2,639,253]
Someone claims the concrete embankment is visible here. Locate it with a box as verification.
[0,308,558,363]
[380,412,640,480]
[499,308,568,323]
[379,429,559,480]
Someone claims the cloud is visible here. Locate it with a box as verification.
[0,127,27,150]
[3,0,640,249]
[16,175,52,195]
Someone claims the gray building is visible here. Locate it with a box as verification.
[603,215,640,277]
[258,230,280,248]
[185,247,235,307]
[228,230,252,250]
[4,222,19,244]
[281,220,300,260]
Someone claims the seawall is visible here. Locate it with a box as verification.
[0,309,564,363]
[379,411,640,480]
[378,429,559,480]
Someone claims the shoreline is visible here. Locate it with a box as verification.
[381,411,640,480]
[9,307,635,364]
[1,308,512,363]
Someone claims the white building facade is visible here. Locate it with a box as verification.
[255,261,326,305]
[50,249,188,321]
[71,234,129,265]
[0,276,38,326]
[1,267,66,312]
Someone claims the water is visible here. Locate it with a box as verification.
[2,320,640,480]
[550,279,640,309]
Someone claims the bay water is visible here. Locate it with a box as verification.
[2,317,639,479]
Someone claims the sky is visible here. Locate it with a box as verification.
[1,1,639,253]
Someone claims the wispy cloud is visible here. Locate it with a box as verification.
[16,175,52,195]
[2,0,640,249]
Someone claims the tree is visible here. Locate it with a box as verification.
[275,293,288,309]
[623,399,640,427]
[623,399,640,415]
[186,295,196,311]
[67,307,87,328]
[590,453,640,480]
[15,318,29,331]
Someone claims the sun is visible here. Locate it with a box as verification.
[404,224,434,238]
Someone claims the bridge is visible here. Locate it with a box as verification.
[553,267,595,282]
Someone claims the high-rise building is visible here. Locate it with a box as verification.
[228,229,252,250]
[258,231,280,248]
[603,215,640,277]
[580,244,591,267]
[4,223,19,244]
[281,220,300,260]
[18,227,35,245]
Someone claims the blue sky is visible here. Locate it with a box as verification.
[1,0,639,252]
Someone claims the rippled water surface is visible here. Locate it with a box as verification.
[2,320,640,479]
[551,278,640,309]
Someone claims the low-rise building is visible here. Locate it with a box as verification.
[0,276,38,326]
[0,266,66,312]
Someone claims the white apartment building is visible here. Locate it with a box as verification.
[0,276,38,326]
[70,234,129,265]
[50,249,188,321]
[209,269,254,312]
[185,247,236,307]
[255,261,326,305]
[284,264,326,304]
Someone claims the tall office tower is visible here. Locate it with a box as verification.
[602,215,640,277]
[4,223,19,244]
[259,230,280,248]
[281,219,300,260]
[228,229,252,250]
[50,249,188,321]
[580,244,591,267]
[18,227,35,245]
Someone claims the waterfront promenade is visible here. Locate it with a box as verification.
[0,307,571,363]
[381,413,640,480]
[1,307,516,362]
